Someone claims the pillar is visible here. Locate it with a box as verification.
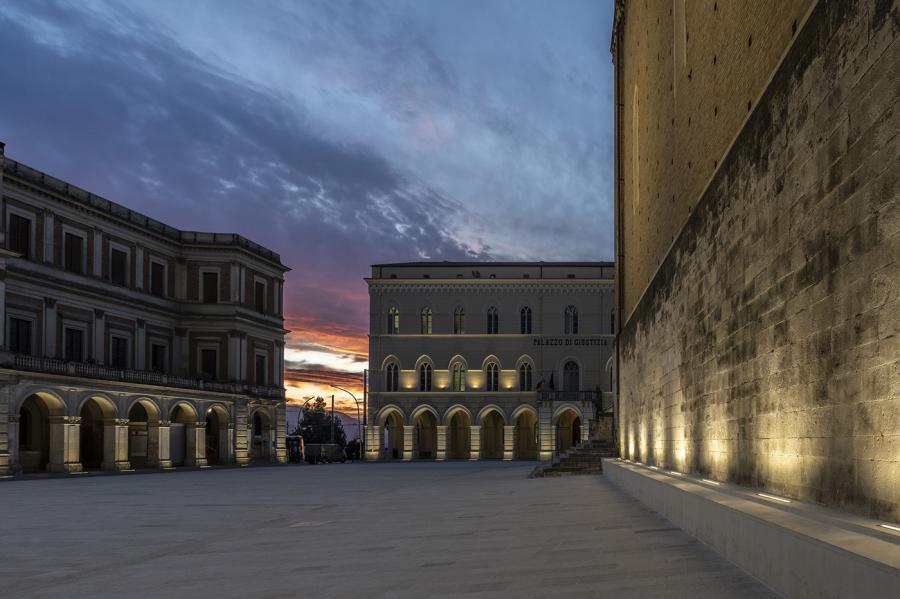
[436,425,447,461]
[581,409,591,443]
[43,298,57,358]
[233,400,249,466]
[503,425,515,461]
[48,415,82,473]
[102,418,131,471]
[469,425,481,461]
[185,422,207,467]
[274,401,286,464]
[157,420,172,468]
[93,309,104,365]
[539,408,554,461]
[224,424,235,464]
[402,425,414,461]
[146,421,160,468]
[3,413,15,476]
[365,424,380,461]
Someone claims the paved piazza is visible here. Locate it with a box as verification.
[2,463,774,598]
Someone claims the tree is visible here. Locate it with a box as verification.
[291,397,347,446]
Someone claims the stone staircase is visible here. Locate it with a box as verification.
[529,439,618,478]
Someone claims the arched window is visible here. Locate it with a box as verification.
[520,306,532,334]
[519,363,533,391]
[419,363,432,391]
[485,362,499,392]
[565,305,578,335]
[420,307,432,334]
[385,362,399,392]
[563,360,579,392]
[452,362,467,391]
[454,306,465,334]
[387,307,400,334]
[487,306,499,334]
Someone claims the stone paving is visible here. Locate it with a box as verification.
[1,462,775,598]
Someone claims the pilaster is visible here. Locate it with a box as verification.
[48,415,82,473]
[364,424,380,461]
[43,209,54,265]
[92,228,102,276]
[43,297,57,358]
[436,425,447,461]
[135,319,146,370]
[233,400,249,466]
[93,309,105,364]
[469,425,481,461]
[157,420,172,468]
[503,425,515,461]
[186,422,207,467]
[102,418,131,471]
[402,425,414,461]
[274,401,286,463]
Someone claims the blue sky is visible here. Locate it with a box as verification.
[0,0,615,405]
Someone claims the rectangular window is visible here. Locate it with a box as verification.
[150,262,166,297]
[254,281,266,313]
[110,248,128,286]
[64,232,83,274]
[8,213,31,258]
[110,336,129,369]
[9,317,32,354]
[64,328,84,362]
[254,353,267,386]
[200,348,218,379]
[150,343,167,373]
[202,271,219,303]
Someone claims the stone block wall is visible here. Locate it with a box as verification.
[618,0,900,522]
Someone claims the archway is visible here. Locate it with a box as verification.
[205,406,229,465]
[447,410,471,460]
[480,410,504,460]
[18,393,63,472]
[170,403,196,467]
[127,400,160,469]
[556,409,581,452]
[80,397,115,470]
[514,410,538,460]
[380,410,404,460]
[250,410,272,463]
[413,410,437,459]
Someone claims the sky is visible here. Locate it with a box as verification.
[0,0,616,413]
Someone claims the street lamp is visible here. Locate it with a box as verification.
[330,384,364,461]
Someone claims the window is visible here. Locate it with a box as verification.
[387,307,400,334]
[420,307,432,334]
[150,261,166,297]
[110,336,129,369]
[110,248,128,286]
[385,362,399,392]
[9,317,32,354]
[565,305,579,335]
[486,306,499,334]
[150,343,167,372]
[520,307,532,334]
[610,313,615,334]
[64,328,84,362]
[254,281,266,313]
[255,353,267,386]
[64,232,84,274]
[419,363,432,391]
[519,363,533,391]
[253,412,263,436]
[452,362,466,392]
[202,271,219,303]
[200,348,218,379]
[8,213,31,258]
[563,361,579,392]
[485,362,499,392]
[453,306,465,334]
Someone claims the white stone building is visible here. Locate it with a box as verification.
[365,262,615,461]
[0,142,288,475]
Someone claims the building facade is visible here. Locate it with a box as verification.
[612,0,899,521]
[0,142,289,475]
[365,262,615,462]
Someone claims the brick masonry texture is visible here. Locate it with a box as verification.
[618,0,900,522]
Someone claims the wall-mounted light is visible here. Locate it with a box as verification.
[757,493,791,504]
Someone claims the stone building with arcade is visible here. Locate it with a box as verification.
[0,142,288,475]
[365,261,615,462]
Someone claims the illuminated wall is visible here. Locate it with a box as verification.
[614,0,899,522]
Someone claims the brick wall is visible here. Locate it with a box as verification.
[617,0,899,521]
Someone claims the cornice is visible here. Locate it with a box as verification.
[368,279,613,294]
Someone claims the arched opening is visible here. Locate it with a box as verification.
[381,410,404,460]
[250,410,272,463]
[447,411,471,460]
[556,409,581,452]
[413,410,437,459]
[18,394,62,472]
[514,411,538,459]
[480,411,504,460]
[205,406,229,465]
[80,397,114,470]
[170,403,196,467]
[127,400,160,469]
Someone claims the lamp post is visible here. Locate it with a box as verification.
[330,384,364,461]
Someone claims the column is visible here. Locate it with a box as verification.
[102,418,131,471]
[43,209,54,264]
[365,424,380,461]
[436,425,448,461]
[233,400,249,466]
[275,401,286,463]
[185,422,207,467]
[539,403,554,461]
[43,298,57,358]
[92,228,102,276]
[469,426,481,461]
[135,320,146,370]
[146,421,161,468]
[157,420,172,468]
[402,425,414,461]
[93,309,104,365]
[48,415,82,473]
[503,425,515,461]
